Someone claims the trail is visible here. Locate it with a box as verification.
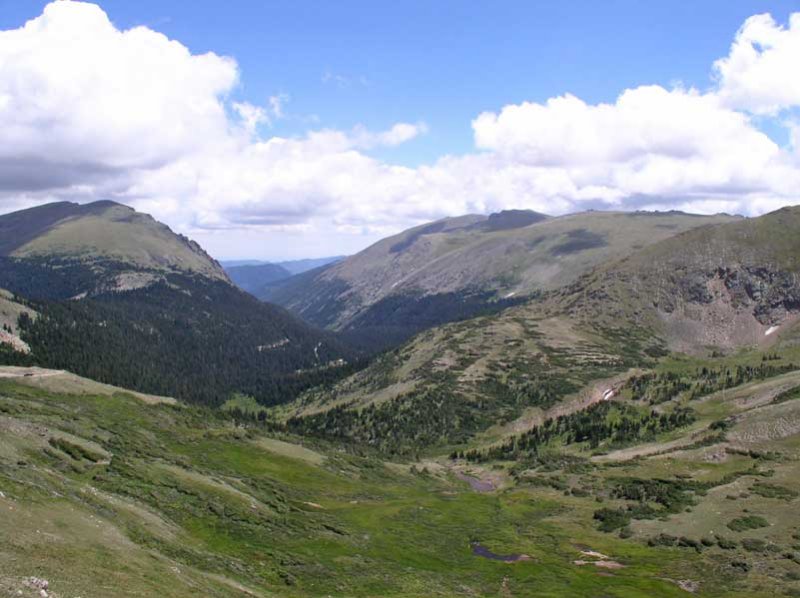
[0,367,65,379]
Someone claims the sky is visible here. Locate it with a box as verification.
[0,1,799,260]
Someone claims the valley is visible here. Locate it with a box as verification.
[2,201,800,596]
[3,3,800,596]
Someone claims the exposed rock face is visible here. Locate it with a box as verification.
[557,208,800,354]
[663,267,800,326]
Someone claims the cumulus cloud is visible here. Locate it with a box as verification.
[715,13,800,115]
[471,85,799,205]
[1,1,800,258]
[0,0,238,185]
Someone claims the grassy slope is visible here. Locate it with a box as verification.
[10,202,227,281]
[1,368,783,598]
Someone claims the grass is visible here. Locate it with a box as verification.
[1,377,780,597]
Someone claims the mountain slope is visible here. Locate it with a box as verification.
[0,201,356,406]
[262,210,739,348]
[558,205,800,353]
[278,207,800,453]
[1,200,227,282]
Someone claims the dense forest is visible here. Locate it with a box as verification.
[287,376,578,456]
[0,258,363,406]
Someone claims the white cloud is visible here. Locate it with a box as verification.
[1,2,800,259]
[715,13,800,115]
[268,93,289,119]
[232,102,267,136]
[0,0,238,185]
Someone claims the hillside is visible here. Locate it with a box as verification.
[2,366,799,597]
[0,201,356,407]
[278,207,800,453]
[557,206,800,354]
[262,210,738,349]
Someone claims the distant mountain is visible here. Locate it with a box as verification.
[221,256,345,296]
[226,263,292,293]
[220,256,345,274]
[219,259,266,267]
[0,201,357,406]
[277,256,346,275]
[261,209,738,349]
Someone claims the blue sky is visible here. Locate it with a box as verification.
[0,1,799,259]
[2,0,796,164]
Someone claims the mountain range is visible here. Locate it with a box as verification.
[278,207,800,454]
[3,200,800,597]
[260,208,738,349]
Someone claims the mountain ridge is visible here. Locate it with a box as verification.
[262,209,740,350]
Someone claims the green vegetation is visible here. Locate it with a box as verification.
[461,402,695,462]
[751,482,799,501]
[1,378,751,598]
[0,264,360,407]
[728,515,770,532]
[6,202,800,596]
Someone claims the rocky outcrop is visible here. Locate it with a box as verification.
[662,266,800,327]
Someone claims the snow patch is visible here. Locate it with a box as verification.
[504,291,516,299]
[765,326,779,336]
[602,388,615,401]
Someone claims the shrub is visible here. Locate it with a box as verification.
[741,538,767,553]
[727,515,769,532]
[648,533,678,547]
[594,508,630,532]
[750,482,799,500]
[717,536,738,550]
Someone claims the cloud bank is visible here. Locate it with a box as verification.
[1,2,800,257]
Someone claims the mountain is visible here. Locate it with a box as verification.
[558,205,800,354]
[261,209,739,349]
[221,256,345,274]
[222,256,346,296]
[0,201,356,406]
[278,207,800,453]
[3,206,800,596]
[0,200,227,284]
[264,207,800,595]
[225,262,292,293]
[276,255,346,275]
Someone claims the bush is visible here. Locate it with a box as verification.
[594,508,630,532]
[730,560,750,573]
[648,533,678,547]
[741,538,767,553]
[750,482,799,500]
[678,537,702,552]
[717,536,738,550]
[728,515,769,532]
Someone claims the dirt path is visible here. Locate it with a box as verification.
[0,366,65,379]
